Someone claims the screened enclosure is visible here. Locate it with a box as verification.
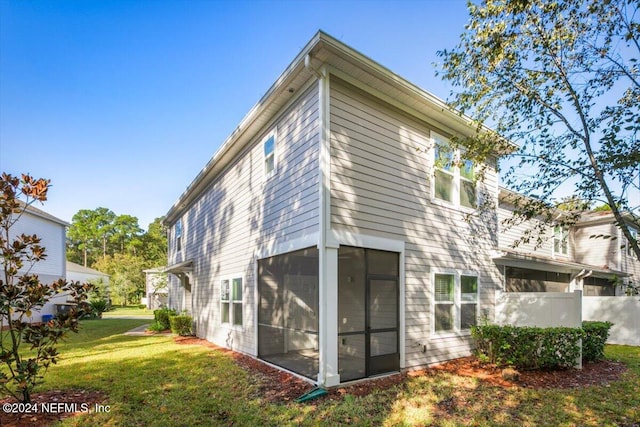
[257,247,319,379]
[338,247,399,382]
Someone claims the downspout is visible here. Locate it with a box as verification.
[573,269,593,292]
[305,54,323,79]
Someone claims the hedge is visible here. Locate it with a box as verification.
[471,324,582,370]
[169,315,193,336]
[582,321,613,361]
[153,308,176,330]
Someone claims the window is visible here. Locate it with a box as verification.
[221,277,243,327]
[627,229,638,259]
[460,276,478,329]
[553,225,568,256]
[433,132,476,208]
[263,134,276,177]
[434,272,478,333]
[434,274,454,332]
[175,219,182,252]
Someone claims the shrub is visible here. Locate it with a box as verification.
[153,308,176,330]
[147,321,166,332]
[89,299,108,318]
[582,321,613,361]
[169,315,193,336]
[472,324,583,370]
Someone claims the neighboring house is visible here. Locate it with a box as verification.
[164,31,508,387]
[66,261,110,288]
[574,211,640,294]
[143,267,168,310]
[3,203,70,322]
[495,188,638,296]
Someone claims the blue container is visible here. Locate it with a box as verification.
[42,314,54,322]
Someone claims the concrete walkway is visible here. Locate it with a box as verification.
[123,323,173,336]
[102,314,154,320]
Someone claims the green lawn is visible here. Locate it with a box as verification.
[3,319,639,426]
[102,305,154,317]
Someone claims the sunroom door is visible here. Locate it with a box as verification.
[338,247,399,381]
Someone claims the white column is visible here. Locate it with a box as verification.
[318,244,340,386]
[316,66,340,387]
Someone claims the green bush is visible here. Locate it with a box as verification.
[582,321,613,361]
[153,308,176,330]
[169,315,193,336]
[89,299,108,318]
[147,321,166,332]
[472,324,583,370]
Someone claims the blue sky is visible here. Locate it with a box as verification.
[1,0,470,229]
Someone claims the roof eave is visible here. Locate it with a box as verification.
[164,31,514,225]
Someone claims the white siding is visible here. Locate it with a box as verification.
[329,78,502,368]
[10,211,66,280]
[167,85,320,355]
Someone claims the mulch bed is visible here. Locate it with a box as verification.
[1,337,628,426]
[176,336,628,402]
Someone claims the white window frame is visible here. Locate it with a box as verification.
[432,270,479,336]
[262,131,277,179]
[553,225,569,256]
[175,219,183,252]
[431,132,476,210]
[220,275,244,329]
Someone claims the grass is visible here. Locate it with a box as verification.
[102,305,154,317]
[2,319,639,426]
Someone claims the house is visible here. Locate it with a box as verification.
[495,188,638,296]
[142,267,168,310]
[494,188,640,346]
[66,261,110,288]
[574,211,639,294]
[164,31,510,387]
[3,202,70,322]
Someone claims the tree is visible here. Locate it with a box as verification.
[0,173,92,403]
[109,214,143,254]
[93,253,146,306]
[66,207,116,266]
[437,0,640,258]
[140,216,167,266]
[67,209,147,266]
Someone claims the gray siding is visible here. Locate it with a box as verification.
[497,204,571,259]
[329,78,502,368]
[573,222,618,269]
[575,221,640,283]
[168,84,320,355]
